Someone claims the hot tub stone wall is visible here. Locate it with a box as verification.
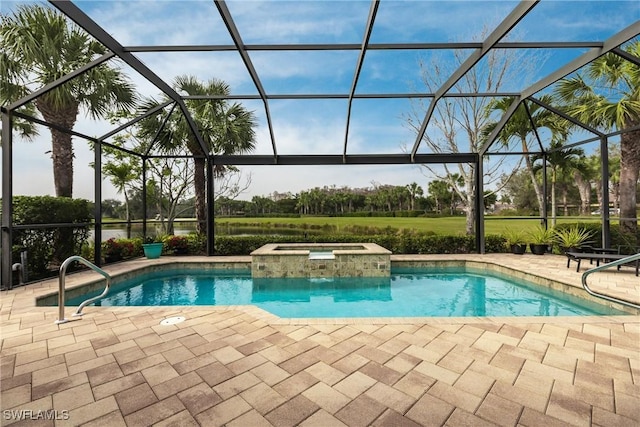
[252,254,390,278]
[251,243,391,278]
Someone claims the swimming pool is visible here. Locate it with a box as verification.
[62,267,627,317]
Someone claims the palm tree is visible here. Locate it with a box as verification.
[0,4,136,197]
[138,75,256,234]
[555,41,640,237]
[533,141,584,227]
[572,156,598,216]
[483,95,567,218]
[103,162,138,238]
[406,182,424,211]
[428,180,450,214]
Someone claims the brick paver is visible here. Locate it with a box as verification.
[1,254,638,426]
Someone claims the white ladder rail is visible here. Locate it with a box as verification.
[55,256,112,324]
[581,253,640,310]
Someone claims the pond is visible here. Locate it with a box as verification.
[93,223,322,240]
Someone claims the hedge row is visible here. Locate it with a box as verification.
[212,234,507,256]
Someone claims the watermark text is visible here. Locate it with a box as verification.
[3,409,70,421]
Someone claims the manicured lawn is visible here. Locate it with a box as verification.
[214,216,604,235]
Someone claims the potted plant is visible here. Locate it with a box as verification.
[142,236,164,259]
[527,226,555,255]
[554,225,594,253]
[503,228,527,254]
[166,235,189,255]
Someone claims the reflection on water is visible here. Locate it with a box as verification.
[252,277,392,303]
[63,268,626,318]
[93,224,319,240]
[214,225,323,237]
[92,223,196,241]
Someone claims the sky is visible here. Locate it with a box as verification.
[3,0,639,202]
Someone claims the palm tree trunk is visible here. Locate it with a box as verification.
[193,156,206,234]
[561,186,569,217]
[573,171,591,215]
[551,169,557,227]
[464,177,475,235]
[524,152,545,217]
[619,128,640,237]
[36,101,79,197]
[124,193,131,239]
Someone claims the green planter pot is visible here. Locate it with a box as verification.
[142,243,163,259]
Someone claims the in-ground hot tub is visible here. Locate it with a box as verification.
[250,243,391,278]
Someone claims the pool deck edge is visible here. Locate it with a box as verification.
[1,254,639,427]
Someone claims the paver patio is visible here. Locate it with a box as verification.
[1,254,638,426]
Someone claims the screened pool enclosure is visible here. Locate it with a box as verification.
[2,0,639,288]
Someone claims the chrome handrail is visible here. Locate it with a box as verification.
[55,256,111,324]
[581,253,640,310]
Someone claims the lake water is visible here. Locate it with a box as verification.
[93,224,317,241]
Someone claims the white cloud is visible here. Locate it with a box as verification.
[5,0,636,204]
[226,1,368,44]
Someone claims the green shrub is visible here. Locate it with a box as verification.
[485,235,508,253]
[10,196,92,280]
[210,232,507,256]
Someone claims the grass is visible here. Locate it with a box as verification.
[214,215,606,235]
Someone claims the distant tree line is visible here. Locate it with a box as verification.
[215,181,498,217]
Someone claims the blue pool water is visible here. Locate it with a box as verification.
[64,268,627,317]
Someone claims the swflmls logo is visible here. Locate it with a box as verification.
[3,410,70,420]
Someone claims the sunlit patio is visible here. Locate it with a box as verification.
[2,0,639,425]
[1,254,638,426]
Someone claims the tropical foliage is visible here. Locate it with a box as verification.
[0,4,136,197]
[483,95,568,217]
[137,76,257,234]
[553,225,594,249]
[11,196,91,279]
[532,141,584,227]
[554,40,640,238]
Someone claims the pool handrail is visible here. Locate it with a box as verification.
[55,255,111,324]
[581,252,640,310]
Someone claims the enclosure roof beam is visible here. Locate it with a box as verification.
[478,96,522,156]
[527,96,604,137]
[612,47,640,66]
[144,103,179,157]
[607,122,640,138]
[215,0,278,159]
[410,0,539,159]
[48,0,211,160]
[523,101,546,152]
[521,20,640,98]
[183,92,520,100]
[99,100,174,141]
[344,0,379,158]
[8,52,115,111]
[124,41,605,53]
[213,153,477,166]
[548,137,600,153]
[9,108,143,158]
[11,110,98,143]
